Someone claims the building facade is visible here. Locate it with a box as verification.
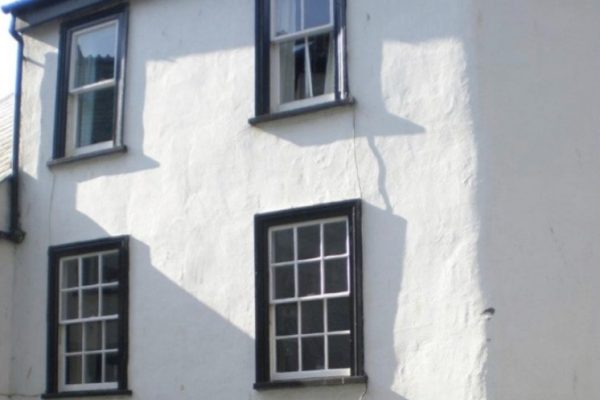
[0,1,599,400]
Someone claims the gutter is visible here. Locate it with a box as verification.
[0,15,25,243]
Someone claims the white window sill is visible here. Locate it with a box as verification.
[249,97,354,125]
[253,375,367,390]
[42,389,132,399]
[47,145,127,167]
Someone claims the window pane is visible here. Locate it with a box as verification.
[73,23,116,87]
[65,323,82,352]
[106,320,119,349]
[105,352,119,382]
[298,261,320,297]
[65,355,82,384]
[274,0,301,36]
[327,297,350,332]
[84,354,102,383]
[101,286,119,316]
[328,334,351,369]
[62,291,79,320]
[297,224,320,259]
[324,221,346,255]
[279,38,306,103]
[301,299,323,334]
[102,252,119,283]
[304,0,331,29]
[85,321,102,351]
[275,303,298,336]
[273,265,295,299]
[308,33,332,97]
[301,336,324,370]
[82,256,99,285]
[272,229,294,262]
[325,258,347,293]
[82,288,99,318]
[76,86,115,147]
[276,338,298,372]
[77,87,115,147]
[62,259,79,288]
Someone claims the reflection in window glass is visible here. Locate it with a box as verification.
[74,24,116,88]
[76,86,115,147]
[269,216,352,378]
[301,336,324,370]
[272,0,334,106]
[57,244,125,389]
[304,0,331,29]
[276,339,299,372]
[274,0,301,36]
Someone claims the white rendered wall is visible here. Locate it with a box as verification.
[0,240,14,400]
[9,1,487,400]
[475,1,600,399]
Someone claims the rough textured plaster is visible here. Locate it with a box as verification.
[4,0,491,399]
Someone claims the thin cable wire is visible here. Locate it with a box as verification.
[48,170,56,242]
[358,382,368,400]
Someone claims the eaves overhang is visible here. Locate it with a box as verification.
[2,0,116,31]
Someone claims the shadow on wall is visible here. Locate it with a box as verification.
[360,204,408,400]
[25,47,411,400]
[128,238,256,399]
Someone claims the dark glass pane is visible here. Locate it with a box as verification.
[84,354,102,383]
[76,86,115,147]
[272,229,294,262]
[298,261,320,297]
[62,259,79,288]
[65,323,82,352]
[82,256,99,285]
[74,23,116,87]
[276,339,298,372]
[297,224,320,259]
[328,334,351,369]
[102,286,119,316]
[65,355,82,384]
[327,297,350,332]
[325,258,347,293]
[102,252,119,283]
[62,291,79,320]
[105,352,119,382]
[106,320,119,349]
[308,33,332,97]
[301,300,323,334]
[301,336,324,370]
[274,0,301,36]
[279,39,307,103]
[85,321,102,351]
[304,0,331,29]
[324,221,346,256]
[82,288,99,318]
[274,265,295,299]
[275,303,298,336]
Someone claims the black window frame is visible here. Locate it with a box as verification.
[45,236,131,399]
[251,0,351,124]
[52,4,128,164]
[254,199,366,389]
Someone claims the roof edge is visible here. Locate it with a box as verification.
[2,0,55,15]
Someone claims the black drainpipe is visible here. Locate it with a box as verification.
[0,15,25,243]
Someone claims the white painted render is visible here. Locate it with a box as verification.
[475,1,600,399]
[0,241,14,400]
[2,0,598,399]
